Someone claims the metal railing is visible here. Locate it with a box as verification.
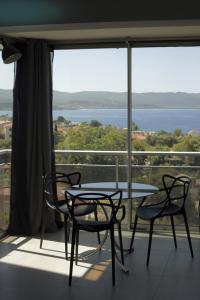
[55,149,200,230]
[55,149,200,181]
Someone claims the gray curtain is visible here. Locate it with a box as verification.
[9,40,55,235]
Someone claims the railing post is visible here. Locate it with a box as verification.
[127,41,132,230]
[115,156,119,189]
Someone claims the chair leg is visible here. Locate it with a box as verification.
[64,215,69,260]
[183,211,194,258]
[129,215,138,252]
[94,210,101,246]
[110,225,115,286]
[66,219,71,242]
[40,205,47,249]
[69,225,76,286]
[117,222,124,265]
[170,216,177,248]
[75,229,79,265]
[146,220,154,267]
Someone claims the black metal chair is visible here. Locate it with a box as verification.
[65,190,125,286]
[40,172,100,259]
[129,174,194,266]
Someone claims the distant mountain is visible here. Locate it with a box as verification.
[1,89,200,110]
[53,91,127,109]
[53,91,200,109]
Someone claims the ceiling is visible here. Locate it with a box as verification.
[1,1,200,44]
[1,20,200,43]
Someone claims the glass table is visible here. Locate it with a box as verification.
[66,181,159,272]
[70,181,158,199]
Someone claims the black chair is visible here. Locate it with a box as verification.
[65,190,125,286]
[129,174,194,266]
[40,172,100,259]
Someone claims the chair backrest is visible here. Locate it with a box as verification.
[65,190,123,224]
[162,174,191,207]
[43,172,81,212]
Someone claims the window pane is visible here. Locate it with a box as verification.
[0,57,14,236]
[131,47,200,229]
[53,48,128,223]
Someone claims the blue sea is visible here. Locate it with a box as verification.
[54,109,200,133]
[1,109,200,133]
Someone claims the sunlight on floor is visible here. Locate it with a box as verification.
[84,259,111,281]
[1,237,94,277]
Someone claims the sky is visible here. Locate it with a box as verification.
[0,60,14,89]
[1,46,200,93]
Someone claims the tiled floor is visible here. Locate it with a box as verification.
[0,229,199,300]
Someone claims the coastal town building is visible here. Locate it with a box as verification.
[132,130,156,140]
[0,120,12,139]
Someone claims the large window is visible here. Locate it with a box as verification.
[53,45,200,230]
[0,57,14,236]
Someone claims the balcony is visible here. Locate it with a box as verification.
[0,148,200,299]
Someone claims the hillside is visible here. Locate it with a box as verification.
[1,89,200,110]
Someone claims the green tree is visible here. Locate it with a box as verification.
[0,139,11,150]
[174,128,182,137]
[56,116,71,125]
[90,120,102,127]
[132,122,140,131]
[173,136,196,152]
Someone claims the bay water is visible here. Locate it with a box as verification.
[1,109,200,133]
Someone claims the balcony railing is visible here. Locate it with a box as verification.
[1,149,200,235]
[55,150,200,230]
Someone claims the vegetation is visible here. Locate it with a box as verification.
[55,119,200,155]
[56,115,71,124]
[0,138,11,150]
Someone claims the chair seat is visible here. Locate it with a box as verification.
[137,203,181,220]
[76,219,113,232]
[59,203,97,217]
